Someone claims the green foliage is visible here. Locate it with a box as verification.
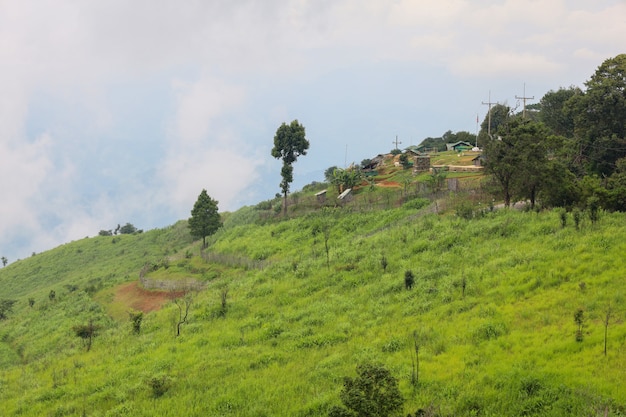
[326,165,340,183]
[119,222,138,234]
[271,120,309,214]
[399,153,410,169]
[539,86,580,137]
[568,54,626,177]
[331,363,404,417]
[574,309,585,342]
[129,310,143,334]
[147,375,171,398]
[331,167,363,193]
[188,189,222,248]
[72,320,101,351]
[401,198,430,211]
[404,270,415,290]
[0,299,17,320]
[380,254,388,273]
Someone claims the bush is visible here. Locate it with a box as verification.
[0,299,17,320]
[147,375,171,398]
[456,201,475,220]
[404,270,415,290]
[331,363,403,417]
[402,198,430,211]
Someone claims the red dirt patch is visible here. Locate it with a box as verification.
[114,281,185,313]
[377,180,401,188]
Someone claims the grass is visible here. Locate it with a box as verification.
[0,160,625,416]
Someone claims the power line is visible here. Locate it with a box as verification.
[392,135,402,149]
[515,83,534,119]
[482,91,497,139]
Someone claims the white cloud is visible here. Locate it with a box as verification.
[172,77,246,145]
[454,49,562,78]
[161,76,263,214]
[0,133,54,237]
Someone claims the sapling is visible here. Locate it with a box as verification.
[404,270,415,290]
[574,309,585,342]
[603,303,613,356]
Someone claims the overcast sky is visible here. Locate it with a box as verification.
[1,0,625,262]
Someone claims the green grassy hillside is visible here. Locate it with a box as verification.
[1,183,625,416]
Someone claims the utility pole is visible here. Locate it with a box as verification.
[482,91,496,139]
[515,83,534,119]
[392,135,402,150]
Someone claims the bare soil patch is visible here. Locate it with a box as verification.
[377,180,401,188]
[114,281,185,313]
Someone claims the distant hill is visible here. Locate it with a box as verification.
[1,156,625,416]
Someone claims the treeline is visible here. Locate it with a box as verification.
[479,54,626,211]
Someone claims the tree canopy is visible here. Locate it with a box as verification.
[567,54,626,176]
[271,120,309,215]
[188,189,222,248]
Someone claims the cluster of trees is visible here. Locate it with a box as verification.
[420,130,477,152]
[481,54,626,211]
[98,223,141,236]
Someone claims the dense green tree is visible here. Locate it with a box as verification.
[271,120,309,215]
[478,103,511,145]
[329,363,404,417]
[418,136,446,152]
[538,158,580,208]
[119,223,138,234]
[484,119,552,207]
[511,122,557,208]
[188,189,222,248]
[567,54,626,176]
[539,86,580,137]
[606,157,626,211]
[325,165,340,183]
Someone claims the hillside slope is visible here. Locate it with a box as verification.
[0,204,625,416]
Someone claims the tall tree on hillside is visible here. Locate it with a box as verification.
[1,256,7,267]
[484,119,552,208]
[188,189,222,248]
[567,54,626,176]
[539,86,581,137]
[510,121,556,209]
[271,120,309,215]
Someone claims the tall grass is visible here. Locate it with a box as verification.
[1,206,625,416]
